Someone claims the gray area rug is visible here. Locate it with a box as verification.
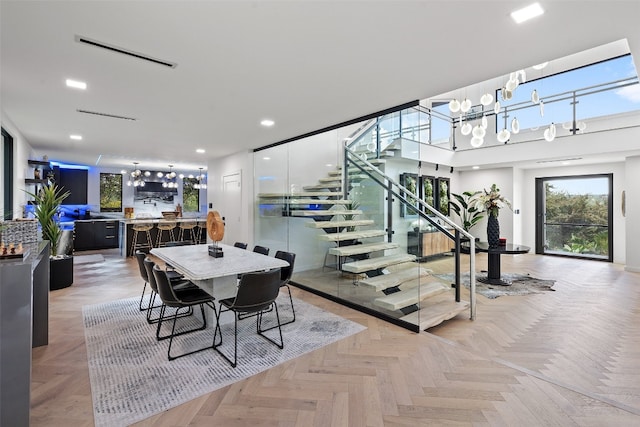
[436,272,555,299]
[83,295,366,427]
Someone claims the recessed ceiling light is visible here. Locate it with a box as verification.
[472,166,480,170]
[263,157,271,160]
[69,134,83,140]
[260,119,275,127]
[532,61,549,70]
[511,2,544,24]
[196,148,205,153]
[65,79,87,90]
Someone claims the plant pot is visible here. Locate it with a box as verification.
[50,255,73,290]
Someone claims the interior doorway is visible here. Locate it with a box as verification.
[221,171,242,245]
[535,174,613,261]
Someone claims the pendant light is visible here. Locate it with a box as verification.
[461,122,472,135]
[472,125,486,139]
[481,115,488,129]
[460,98,472,113]
[497,128,511,143]
[449,99,461,113]
[511,117,520,134]
[470,136,484,148]
[531,89,539,104]
[543,123,557,141]
[494,101,501,115]
[480,93,493,106]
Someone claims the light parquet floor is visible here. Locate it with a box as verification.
[30,249,640,426]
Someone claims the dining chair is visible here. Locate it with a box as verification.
[273,250,297,326]
[252,245,269,256]
[152,264,218,361]
[212,268,283,367]
[143,257,197,327]
[233,242,248,249]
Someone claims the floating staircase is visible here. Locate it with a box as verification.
[257,158,468,330]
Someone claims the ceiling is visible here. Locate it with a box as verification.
[2,1,640,172]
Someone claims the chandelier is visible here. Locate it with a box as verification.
[193,168,207,189]
[162,165,177,188]
[127,162,145,187]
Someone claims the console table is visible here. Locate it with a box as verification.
[463,241,530,285]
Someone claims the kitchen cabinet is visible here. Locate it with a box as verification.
[74,220,119,251]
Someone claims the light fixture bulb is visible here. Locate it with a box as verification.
[511,117,520,134]
[531,89,539,104]
[448,99,461,113]
[481,115,488,129]
[157,171,163,178]
[470,136,484,148]
[460,98,472,113]
[532,61,548,70]
[497,128,511,143]
[539,100,544,117]
[480,93,493,106]
[472,125,486,138]
[461,122,472,136]
[144,171,151,177]
[505,78,518,92]
[494,101,501,115]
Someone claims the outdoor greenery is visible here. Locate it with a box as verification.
[183,178,199,212]
[438,179,449,215]
[25,183,70,255]
[544,183,608,256]
[100,173,122,212]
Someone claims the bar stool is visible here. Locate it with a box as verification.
[156,220,177,247]
[130,221,154,256]
[195,218,207,243]
[178,220,198,244]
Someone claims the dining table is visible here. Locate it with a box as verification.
[150,243,289,301]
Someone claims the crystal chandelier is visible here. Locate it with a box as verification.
[193,168,207,189]
[162,165,177,188]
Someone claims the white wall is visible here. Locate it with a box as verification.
[207,150,254,247]
[624,156,640,271]
[1,111,35,218]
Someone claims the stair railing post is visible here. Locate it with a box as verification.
[386,181,394,243]
[454,229,461,302]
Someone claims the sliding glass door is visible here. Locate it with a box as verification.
[535,174,613,261]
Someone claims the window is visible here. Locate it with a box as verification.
[182,178,199,212]
[100,173,123,212]
[535,174,613,261]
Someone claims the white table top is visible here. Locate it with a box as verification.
[151,243,288,281]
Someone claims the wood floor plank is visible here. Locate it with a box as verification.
[29,249,640,426]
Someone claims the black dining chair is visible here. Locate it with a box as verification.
[135,250,184,313]
[252,245,269,256]
[152,264,218,361]
[213,268,283,368]
[143,257,198,327]
[233,242,248,249]
[274,250,296,326]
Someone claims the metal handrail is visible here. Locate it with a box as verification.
[344,145,476,319]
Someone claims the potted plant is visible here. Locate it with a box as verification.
[26,184,73,289]
[449,191,484,234]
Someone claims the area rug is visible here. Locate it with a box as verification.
[436,272,555,299]
[83,295,366,427]
[74,254,105,264]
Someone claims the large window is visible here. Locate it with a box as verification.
[535,174,613,261]
[100,173,123,212]
[182,178,199,212]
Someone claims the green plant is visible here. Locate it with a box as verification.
[25,184,70,255]
[449,191,484,232]
[344,201,360,232]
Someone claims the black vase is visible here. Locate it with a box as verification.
[487,214,500,248]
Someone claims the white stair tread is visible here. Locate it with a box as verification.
[288,199,352,205]
[359,266,430,291]
[318,177,342,183]
[290,209,362,217]
[318,229,386,242]
[258,192,341,198]
[329,242,399,257]
[337,159,386,168]
[400,298,470,330]
[373,281,449,311]
[341,253,416,274]
[306,219,374,228]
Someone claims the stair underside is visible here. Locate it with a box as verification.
[400,296,470,330]
[359,266,430,292]
[341,253,416,274]
[318,229,386,242]
[306,219,374,229]
[258,192,341,198]
[289,209,363,217]
[328,242,399,258]
[287,199,352,205]
[373,280,449,311]
[302,184,342,191]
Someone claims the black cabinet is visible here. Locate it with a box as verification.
[74,220,119,251]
